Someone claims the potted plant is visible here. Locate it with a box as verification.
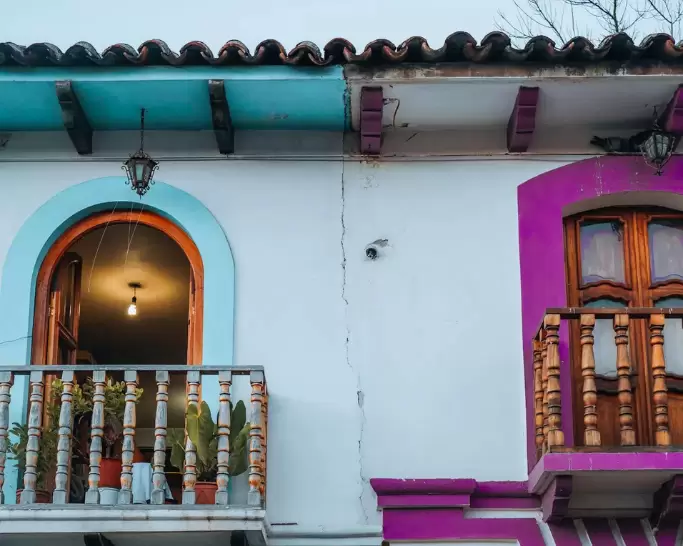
[8,393,59,503]
[53,376,143,489]
[167,400,250,504]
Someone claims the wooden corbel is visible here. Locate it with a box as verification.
[360,86,383,155]
[507,86,539,153]
[55,80,92,155]
[208,79,234,155]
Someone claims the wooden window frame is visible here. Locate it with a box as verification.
[31,210,204,366]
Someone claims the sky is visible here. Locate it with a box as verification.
[0,0,674,53]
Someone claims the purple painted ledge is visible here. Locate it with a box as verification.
[371,478,539,510]
[529,452,683,494]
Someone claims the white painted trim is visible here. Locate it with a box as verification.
[464,509,541,519]
[266,525,383,538]
[676,521,683,546]
[0,506,265,535]
[640,519,658,546]
[608,519,626,546]
[574,520,593,546]
[537,521,558,546]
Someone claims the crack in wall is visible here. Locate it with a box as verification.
[340,158,369,524]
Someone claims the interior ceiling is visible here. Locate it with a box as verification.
[69,221,191,429]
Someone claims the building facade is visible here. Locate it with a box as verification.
[0,31,682,546]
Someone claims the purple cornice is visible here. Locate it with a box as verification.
[371,478,539,509]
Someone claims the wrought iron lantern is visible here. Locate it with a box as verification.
[122,108,158,197]
[640,121,677,176]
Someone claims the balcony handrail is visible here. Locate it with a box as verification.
[534,307,683,341]
[0,364,268,509]
[0,364,264,374]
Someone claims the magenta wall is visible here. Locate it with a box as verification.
[518,155,683,469]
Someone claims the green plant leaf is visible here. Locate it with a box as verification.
[196,401,216,466]
[228,446,248,476]
[230,400,247,446]
[233,423,250,453]
[168,428,186,471]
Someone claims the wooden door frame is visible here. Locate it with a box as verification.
[31,210,204,365]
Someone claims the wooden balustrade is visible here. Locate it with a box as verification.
[0,364,266,507]
[534,307,683,457]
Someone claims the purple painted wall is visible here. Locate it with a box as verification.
[518,155,683,469]
[370,478,680,545]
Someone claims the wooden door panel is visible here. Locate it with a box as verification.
[667,394,683,446]
[595,394,621,447]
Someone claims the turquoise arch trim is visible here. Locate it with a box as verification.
[0,175,235,502]
[0,175,235,366]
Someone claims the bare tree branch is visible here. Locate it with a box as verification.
[637,0,683,36]
[496,0,683,46]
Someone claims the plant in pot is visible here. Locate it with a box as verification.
[53,376,143,490]
[167,400,250,505]
[8,393,60,503]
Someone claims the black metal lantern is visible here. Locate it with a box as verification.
[640,122,677,176]
[122,108,158,197]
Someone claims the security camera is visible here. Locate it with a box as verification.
[365,239,388,260]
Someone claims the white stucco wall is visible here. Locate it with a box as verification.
[0,155,570,527]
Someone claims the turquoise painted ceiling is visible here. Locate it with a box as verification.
[0,66,347,131]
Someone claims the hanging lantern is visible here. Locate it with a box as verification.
[123,108,158,197]
[639,122,677,176]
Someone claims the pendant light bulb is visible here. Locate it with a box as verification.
[127,283,140,316]
[128,296,137,316]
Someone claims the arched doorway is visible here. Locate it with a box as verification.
[31,210,204,366]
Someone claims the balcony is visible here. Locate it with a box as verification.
[530,308,683,524]
[0,364,267,546]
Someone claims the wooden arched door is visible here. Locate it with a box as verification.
[565,206,683,447]
[32,210,204,365]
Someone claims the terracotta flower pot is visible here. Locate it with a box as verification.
[99,458,122,488]
[195,482,218,505]
[16,489,50,504]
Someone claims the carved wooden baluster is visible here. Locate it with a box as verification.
[260,381,268,500]
[118,371,138,504]
[650,314,672,447]
[20,371,45,504]
[541,332,550,451]
[215,371,232,505]
[151,371,169,504]
[533,340,544,455]
[580,314,600,446]
[85,370,106,504]
[182,369,200,505]
[248,371,264,507]
[614,314,635,446]
[53,371,75,504]
[0,371,13,504]
[545,314,564,448]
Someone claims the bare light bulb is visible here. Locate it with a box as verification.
[127,296,137,316]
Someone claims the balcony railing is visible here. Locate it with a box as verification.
[0,364,267,507]
[533,307,683,458]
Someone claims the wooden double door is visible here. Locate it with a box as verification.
[565,207,683,447]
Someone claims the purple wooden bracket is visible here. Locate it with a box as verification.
[541,476,573,523]
[650,474,683,531]
[360,87,383,155]
[660,85,683,134]
[507,86,539,153]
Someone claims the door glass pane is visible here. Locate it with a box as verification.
[655,297,683,375]
[61,261,76,331]
[585,299,626,377]
[580,221,625,284]
[649,221,683,283]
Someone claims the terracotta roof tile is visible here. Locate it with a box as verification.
[1,32,682,67]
